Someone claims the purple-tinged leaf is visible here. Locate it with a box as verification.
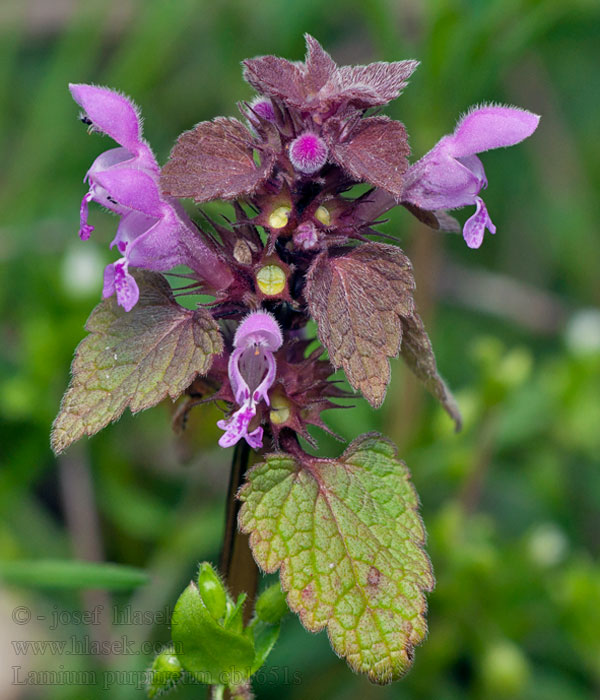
[400,312,462,430]
[334,59,419,108]
[329,117,410,198]
[305,243,415,407]
[51,271,222,454]
[303,33,337,94]
[243,36,418,116]
[238,433,434,683]
[160,117,274,203]
[242,55,305,107]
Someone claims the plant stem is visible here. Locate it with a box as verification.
[215,442,259,700]
[219,440,259,624]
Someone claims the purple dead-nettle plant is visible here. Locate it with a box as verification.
[53,36,539,697]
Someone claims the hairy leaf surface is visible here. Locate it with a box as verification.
[329,117,410,198]
[161,117,274,202]
[400,312,462,430]
[239,433,434,683]
[51,271,222,454]
[305,243,415,407]
[171,583,255,685]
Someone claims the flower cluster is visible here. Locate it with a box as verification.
[70,35,539,449]
[70,84,232,311]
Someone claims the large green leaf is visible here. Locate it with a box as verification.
[238,433,434,684]
[51,271,222,454]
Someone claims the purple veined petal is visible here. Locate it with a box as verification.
[93,168,163,218]
[217,401,258,448]
[69,83,142,154]
[245,426,264,449]
[79,191,95,240]
[251,349,277,406]
[238,346,270,399]
[449,105,541,158]
[233,310,283,351]
[102,258,140,311]
[227,347,250,405]
[463,196,496,249]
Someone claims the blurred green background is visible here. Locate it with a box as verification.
[1,0,600,698]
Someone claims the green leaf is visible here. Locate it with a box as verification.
[0,559,149,590]
[51,271,223,454]
[250,621,280,674]
[255,582,288,625]
[171,583,255,686]
[238,433,434,684]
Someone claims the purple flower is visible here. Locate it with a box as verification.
[69,84,232,311]
[401,105,540,248]
[217,311,283,449]
[70,84,158,241]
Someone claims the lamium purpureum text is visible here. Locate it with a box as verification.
[53,35,539,696]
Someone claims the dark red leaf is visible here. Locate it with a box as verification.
[160,117,274,203]
[334,60,419,108]
[329,117,410,198]
[303,34,337,94]
[242,55,305,107]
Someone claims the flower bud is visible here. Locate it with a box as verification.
[249,96,276,122]
[197,562,227,621]
[289,132,328,174]
[293,222,320,251]
[255,582,288,625]
[146,647,183,698]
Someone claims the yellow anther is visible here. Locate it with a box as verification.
[268,206,291,229]
[256,264,286,296]
[314,205,331,226]
[269,394,291,425]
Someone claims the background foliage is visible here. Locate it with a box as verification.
[1,0,599,698]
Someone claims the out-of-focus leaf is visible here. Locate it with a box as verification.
[0,559,149,590]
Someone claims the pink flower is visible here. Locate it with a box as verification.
[401,105,540,248]
[69,84,232,311]
[217,311,283,449]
